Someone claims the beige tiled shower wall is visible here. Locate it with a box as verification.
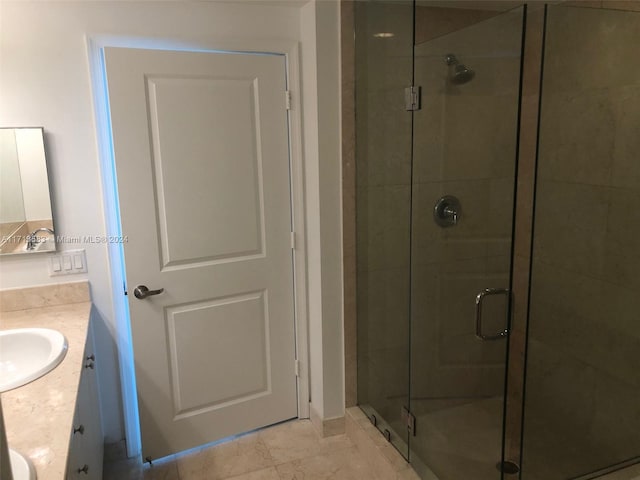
[520,3,640,478]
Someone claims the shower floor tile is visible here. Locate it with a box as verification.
[410,396,504,480]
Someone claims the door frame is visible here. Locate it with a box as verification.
[88,35,310,458]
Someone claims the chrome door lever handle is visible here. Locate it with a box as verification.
[134,285,164,299]
[475,288,510,340]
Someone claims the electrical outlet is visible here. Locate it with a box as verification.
[49,249,88,276]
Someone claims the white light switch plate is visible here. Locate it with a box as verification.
[49,249,88,276]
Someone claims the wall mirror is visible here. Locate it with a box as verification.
[0,127,56,255]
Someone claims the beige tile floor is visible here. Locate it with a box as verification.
[103,413,640,480]
[104,419,400,480]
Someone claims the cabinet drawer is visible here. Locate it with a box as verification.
[66,319,103,480]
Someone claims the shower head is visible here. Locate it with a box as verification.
[451,63,475,84]
[445,53,475,85]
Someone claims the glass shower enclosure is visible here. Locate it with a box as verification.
[355,2,640,480]
[520,5,640,480]
[355,2,526,479]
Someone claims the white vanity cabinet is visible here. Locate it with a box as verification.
[66,320,103,480]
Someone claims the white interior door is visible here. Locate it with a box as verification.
[104,47,297,460]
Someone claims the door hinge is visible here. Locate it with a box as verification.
[294,359,300,377]
[285,90,292,110]
[405,86,421,111]
[290,231,296,250]
[402,406,416,436]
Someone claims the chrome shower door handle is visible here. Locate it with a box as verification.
[134,285,164,300]
[475,288,510,340]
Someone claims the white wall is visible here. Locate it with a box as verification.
[0,0,344,444]
[300,0,344,421]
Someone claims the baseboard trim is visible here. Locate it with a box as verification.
[309,404,346,437]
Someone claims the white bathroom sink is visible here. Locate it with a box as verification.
[0,328,68,392]
[9,449,36,480]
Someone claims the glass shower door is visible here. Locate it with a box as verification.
[355,0,415,459]
[409,7,525,480]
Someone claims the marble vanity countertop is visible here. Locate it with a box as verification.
[0,300,92,480]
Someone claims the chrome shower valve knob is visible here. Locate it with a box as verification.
[434,195,461,227]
